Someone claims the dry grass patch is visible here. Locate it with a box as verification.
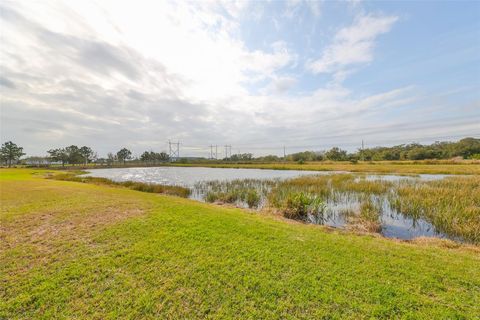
[1,175,152,274]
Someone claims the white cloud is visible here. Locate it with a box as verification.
[305,1,321,17]
[284,0,321,19]
[307,13,398,75]
[1,1,477,157]
[262,76,298,94]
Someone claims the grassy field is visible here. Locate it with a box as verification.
[25,159,480,175]
[1,169,480,319]
[166,161,480,175]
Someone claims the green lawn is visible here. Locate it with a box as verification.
[1,169,479,319]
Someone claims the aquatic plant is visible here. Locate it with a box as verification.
[195,179,276,208]
[357,199,382,232]
[388,176,480,243]
[275,191,325,220]
[245,189,261,208]
[49,172,191,197]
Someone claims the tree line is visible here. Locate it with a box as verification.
[1,137,479,167]
[225,138,480,162]
[284,138,480,162]
[0,142,144,167]
[45,146,142,166]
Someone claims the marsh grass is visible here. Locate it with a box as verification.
[388,176,480,243]
[195,179,276,208]
[268,175,390,220]
[280,192,325,220]
[213,174,479,243]
[356,199,382,232]
[50,172,191,197]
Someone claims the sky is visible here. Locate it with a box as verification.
[1,0,479,158]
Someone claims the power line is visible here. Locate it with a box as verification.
[166,133,478,158]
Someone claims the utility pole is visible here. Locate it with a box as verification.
[361,140,365,161]
[215,145,218,160]
[283,145,286,162]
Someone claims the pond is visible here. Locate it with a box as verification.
[85,166,456,242]
[85,166,326,186]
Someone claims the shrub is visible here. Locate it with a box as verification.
[245,190,260,208]
[205,191,218,203]
[358,200,382,232]
[283,192,324,220]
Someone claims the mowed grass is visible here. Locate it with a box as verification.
[167,160,480,175]
[1,169,479,319]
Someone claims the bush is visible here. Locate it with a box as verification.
[245,190,260,208]
[205,191,219,203]
[282,192,324,220]
[358,200,382,232]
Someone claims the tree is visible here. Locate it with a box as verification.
[325,147,348,161]
[140,151,169,164]
[47,148,68,167]
[65,145,83,165]
[229,153,253,161]
[140,151,152,163]
[288,151,323,162]
[0,141,25,167]
[116,148,132,165]
[455,138,480,159]
[156,152,169,162]
[351,138,480,161]
[79,146,95,165]
[107,152,116,165]
[257,155,280,162]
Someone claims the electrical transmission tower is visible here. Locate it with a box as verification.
[209,145,214,160]
[208,144,221,160]
[224,145,232,160]
[168,140,180,162]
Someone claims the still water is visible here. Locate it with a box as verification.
[86,166,454,241]
[86,166,328,186]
